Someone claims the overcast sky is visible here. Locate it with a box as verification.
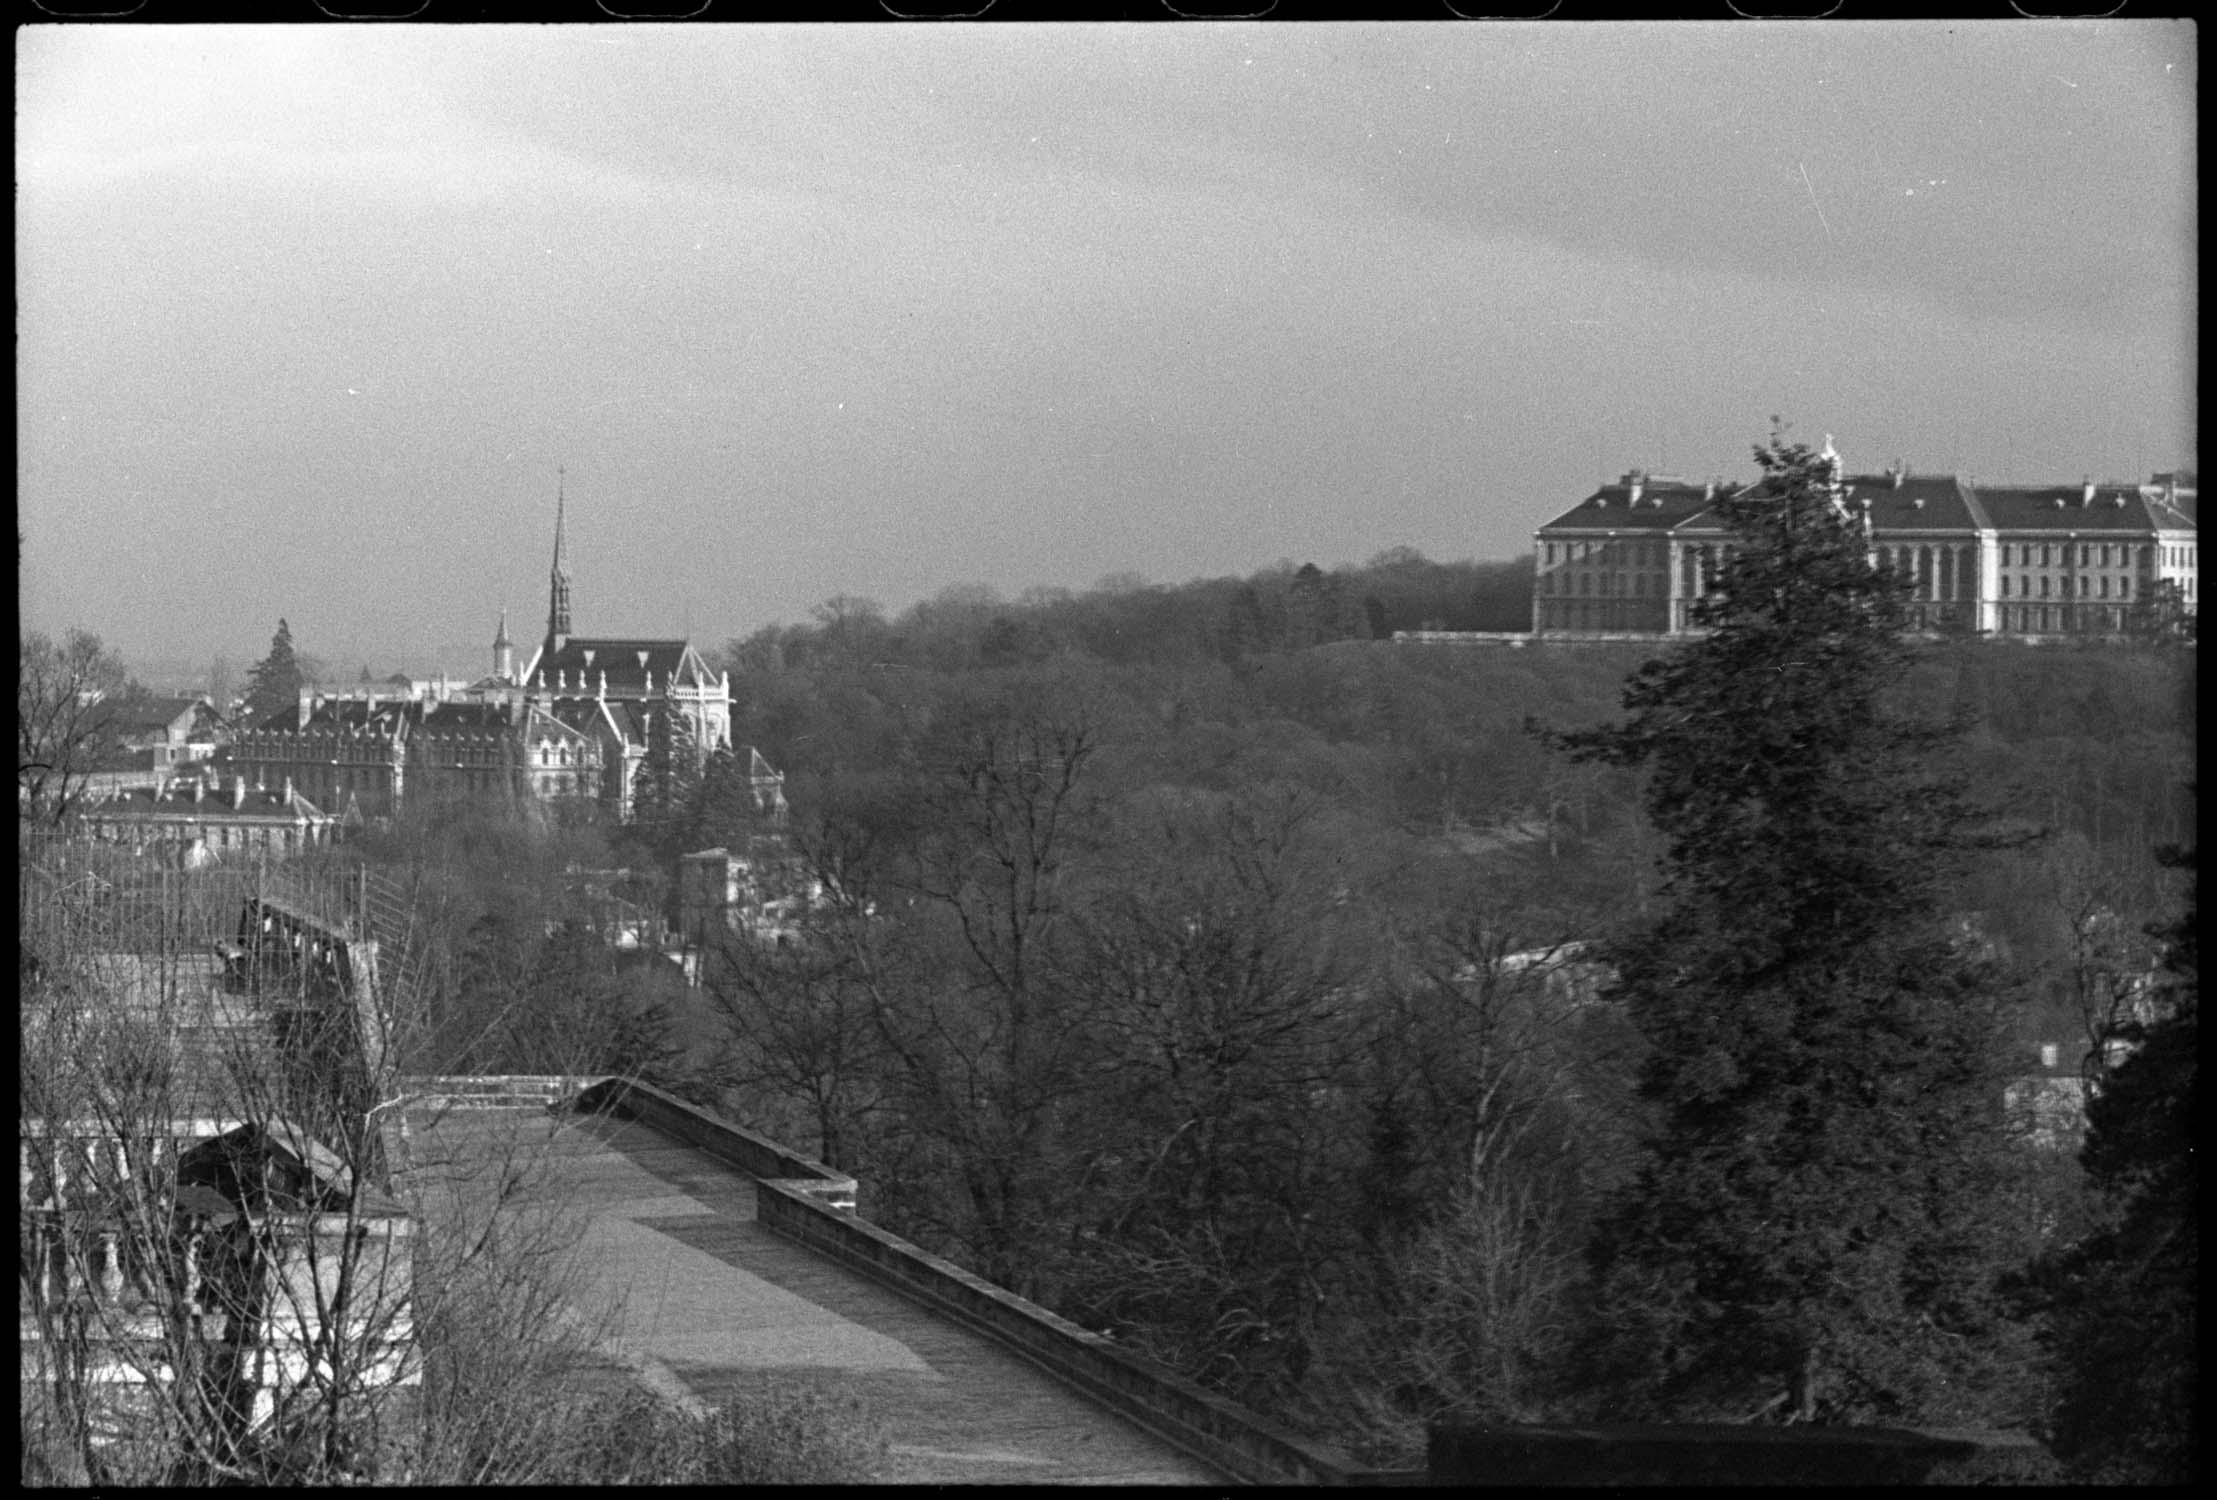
[17,22,2196,680]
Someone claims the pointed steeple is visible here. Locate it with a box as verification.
[548,467,573,651]
[493,606,514,684]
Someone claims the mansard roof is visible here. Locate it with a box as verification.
[2143,492,2195,528]
[415,701,514,738]
[1537,476,1724,533]
[1541,467,2198,543]
[264,696,412,736]
[1973,482,2187,534]
[1842,473,1989,532]
[89,776,329,822]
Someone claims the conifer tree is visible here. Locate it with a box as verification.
[2042,838,2196,1481]
[1548,432,2042,1426]
[244,618,305,725]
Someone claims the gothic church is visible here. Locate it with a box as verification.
[230,484,775,823]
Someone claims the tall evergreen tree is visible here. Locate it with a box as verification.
[244,618,305,725]
[1547,432,2041,1426]
[2042,837,2196,1482]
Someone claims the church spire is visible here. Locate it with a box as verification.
[548,467,573,649]
[493,606,514,683]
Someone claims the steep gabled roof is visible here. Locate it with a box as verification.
[526,637,719,695]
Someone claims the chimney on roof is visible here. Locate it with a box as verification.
[1890,461,1906,490]
[283,775,293,804]
[1703,478,1716,502]
[2082,477,2096,505]
[1625,471,1644,506]
[232,775,246,809]
[298,686,313,730]
[192,777,205,805]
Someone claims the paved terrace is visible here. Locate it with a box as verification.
[405,1107,1225,1485]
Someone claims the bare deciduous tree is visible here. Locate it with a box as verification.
[19,628,128,822]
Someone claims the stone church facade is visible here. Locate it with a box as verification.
[229,484,772,823]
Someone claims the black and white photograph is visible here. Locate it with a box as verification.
[20,18,2194,1485]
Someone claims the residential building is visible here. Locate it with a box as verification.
[89,695,223,773]
[1533,451,2196,638]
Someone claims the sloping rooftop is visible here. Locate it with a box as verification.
[1974,483,2182,533]
[407,1106,1225,1484]
[1842,472,1989,532]
[1537,476,1724,533]
[530,638,719,694]
[87,777,327,822]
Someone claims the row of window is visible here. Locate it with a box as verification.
[1544,538,2195,572]
[2000,574,2136,600]
[1542,539,1670,567]
[1551,567,2183,605]
[1999,541,2180,570]
[1995,604,2145,634]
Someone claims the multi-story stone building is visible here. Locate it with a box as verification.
[1533,451,2196,638]
[229,483,756,821]
[77,771,348,866]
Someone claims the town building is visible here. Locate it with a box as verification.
[77,771,351,866]
[90,694,223,773]
[226,481,757,822]
[1533,452,2196,638]
[21,842,416,1468]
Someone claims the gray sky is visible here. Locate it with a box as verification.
[17,22,2196,680]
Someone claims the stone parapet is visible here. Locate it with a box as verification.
[565,1075,1376,1485]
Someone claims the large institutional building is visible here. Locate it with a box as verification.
[1532,453,2196,637]
[230,486,781,822]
